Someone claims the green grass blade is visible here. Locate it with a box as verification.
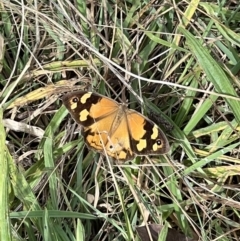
[179,27,240,123]
[0,108,11,240]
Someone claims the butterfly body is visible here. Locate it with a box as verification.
[62,91,169,161]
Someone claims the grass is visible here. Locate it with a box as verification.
[0,0,240,240]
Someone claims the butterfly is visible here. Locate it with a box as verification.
[62,91,170,161]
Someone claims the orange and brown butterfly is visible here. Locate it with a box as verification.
[62,91,170,161]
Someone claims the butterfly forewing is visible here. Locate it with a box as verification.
[62,91,119,127]
[125,110,169,155]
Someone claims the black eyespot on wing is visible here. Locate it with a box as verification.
[156,139,162,146]
[72,97,79,102]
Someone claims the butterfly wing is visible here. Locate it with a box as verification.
[126,109,170,155]
[62,91,118,127]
